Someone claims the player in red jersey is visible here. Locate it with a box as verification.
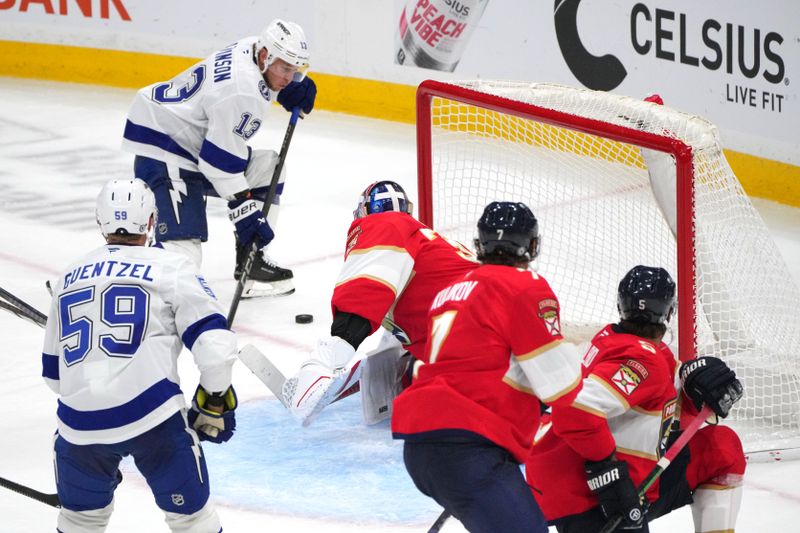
[392,201,583,533]
[283,181,478,424]
[526,265,745,533]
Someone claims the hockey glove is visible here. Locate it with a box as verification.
[585,457,644,530]
[680,356,744,418]
[277,76,316,114]
[228,192,274,249]
[188,385,238,443]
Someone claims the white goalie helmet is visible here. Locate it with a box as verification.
[257,18,310,80]
[96,178,157,240]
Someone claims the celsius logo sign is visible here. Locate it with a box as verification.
[553,0,787,95]
[553,0,627,91]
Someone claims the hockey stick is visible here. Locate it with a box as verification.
[598,404,714,533]
[238,344,361,413]
[427,509,450,533]
[227,106,302,327]
[0,287,46,327]
[0,476,60,508]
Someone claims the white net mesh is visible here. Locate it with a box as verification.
[421,80,800,451]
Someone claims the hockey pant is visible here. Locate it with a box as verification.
[133,150,285,244]
[404,433,548,533]
[551,424,745,533]
[54,411,221,533]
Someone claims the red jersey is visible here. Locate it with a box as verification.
[526,324,680,521]
[391,265,583,462]
[331,212,477,359]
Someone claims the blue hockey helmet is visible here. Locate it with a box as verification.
[475,201,539,262]
[354,181,413,219]
[617,265,676,325]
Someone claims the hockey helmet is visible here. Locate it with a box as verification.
[96,178,157,239]
[617,265,676,325]
[257,19,310,81]
[475,201,539,261]
[354,181,414,219]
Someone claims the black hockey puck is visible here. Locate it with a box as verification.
[295,314,313,324]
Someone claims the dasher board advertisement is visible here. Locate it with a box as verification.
[393,0,798,165]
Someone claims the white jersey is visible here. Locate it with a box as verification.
[122,37,275,199]
[42,244,237,445]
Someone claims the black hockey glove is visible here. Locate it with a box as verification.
[277,76,316,114]
[228,193,274,249]
[188,385,238,443]
[585,457,644,530]
[680,357,743,418]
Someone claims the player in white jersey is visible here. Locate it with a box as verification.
[122,19,317,297]
[42,179,238,532]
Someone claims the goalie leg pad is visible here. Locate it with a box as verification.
[360,335,409,425]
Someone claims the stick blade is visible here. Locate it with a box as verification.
[238,344,290,407]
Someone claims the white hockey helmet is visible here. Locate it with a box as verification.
[96,178,157,240]
[257,19,310,80]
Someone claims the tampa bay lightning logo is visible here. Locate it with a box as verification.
[258,80,270,101]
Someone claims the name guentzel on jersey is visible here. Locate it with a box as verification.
[63,260,155,290]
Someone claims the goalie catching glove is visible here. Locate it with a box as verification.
[282,335,356,425]
[188,385,238,443]
[680,356,743,418]
[585,456,644,530]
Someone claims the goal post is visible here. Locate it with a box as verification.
[415,79,800,453]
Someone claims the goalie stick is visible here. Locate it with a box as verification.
[238,344,362,422]
[0,287,46,328]
[0,476,60,508]
[227,106,302,327]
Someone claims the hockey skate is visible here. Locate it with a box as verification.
[234,238,295,298]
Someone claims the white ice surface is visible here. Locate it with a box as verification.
[1,77,799,532]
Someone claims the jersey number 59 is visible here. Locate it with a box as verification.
[59,284,150,365]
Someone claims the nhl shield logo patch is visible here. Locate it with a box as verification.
[171,493,185,506]
[259,80,270,101]
[537,298,561,336]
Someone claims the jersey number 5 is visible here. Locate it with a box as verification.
[59,284,150,365]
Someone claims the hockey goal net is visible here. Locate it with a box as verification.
[416,79,800,454]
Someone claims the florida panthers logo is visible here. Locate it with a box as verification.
[537,299,561,336]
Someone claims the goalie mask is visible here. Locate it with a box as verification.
[257,18,310,81]
[96,178,157,242]
[354,181,414,219]
[475,201,539,262]
[617,265,676,325]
